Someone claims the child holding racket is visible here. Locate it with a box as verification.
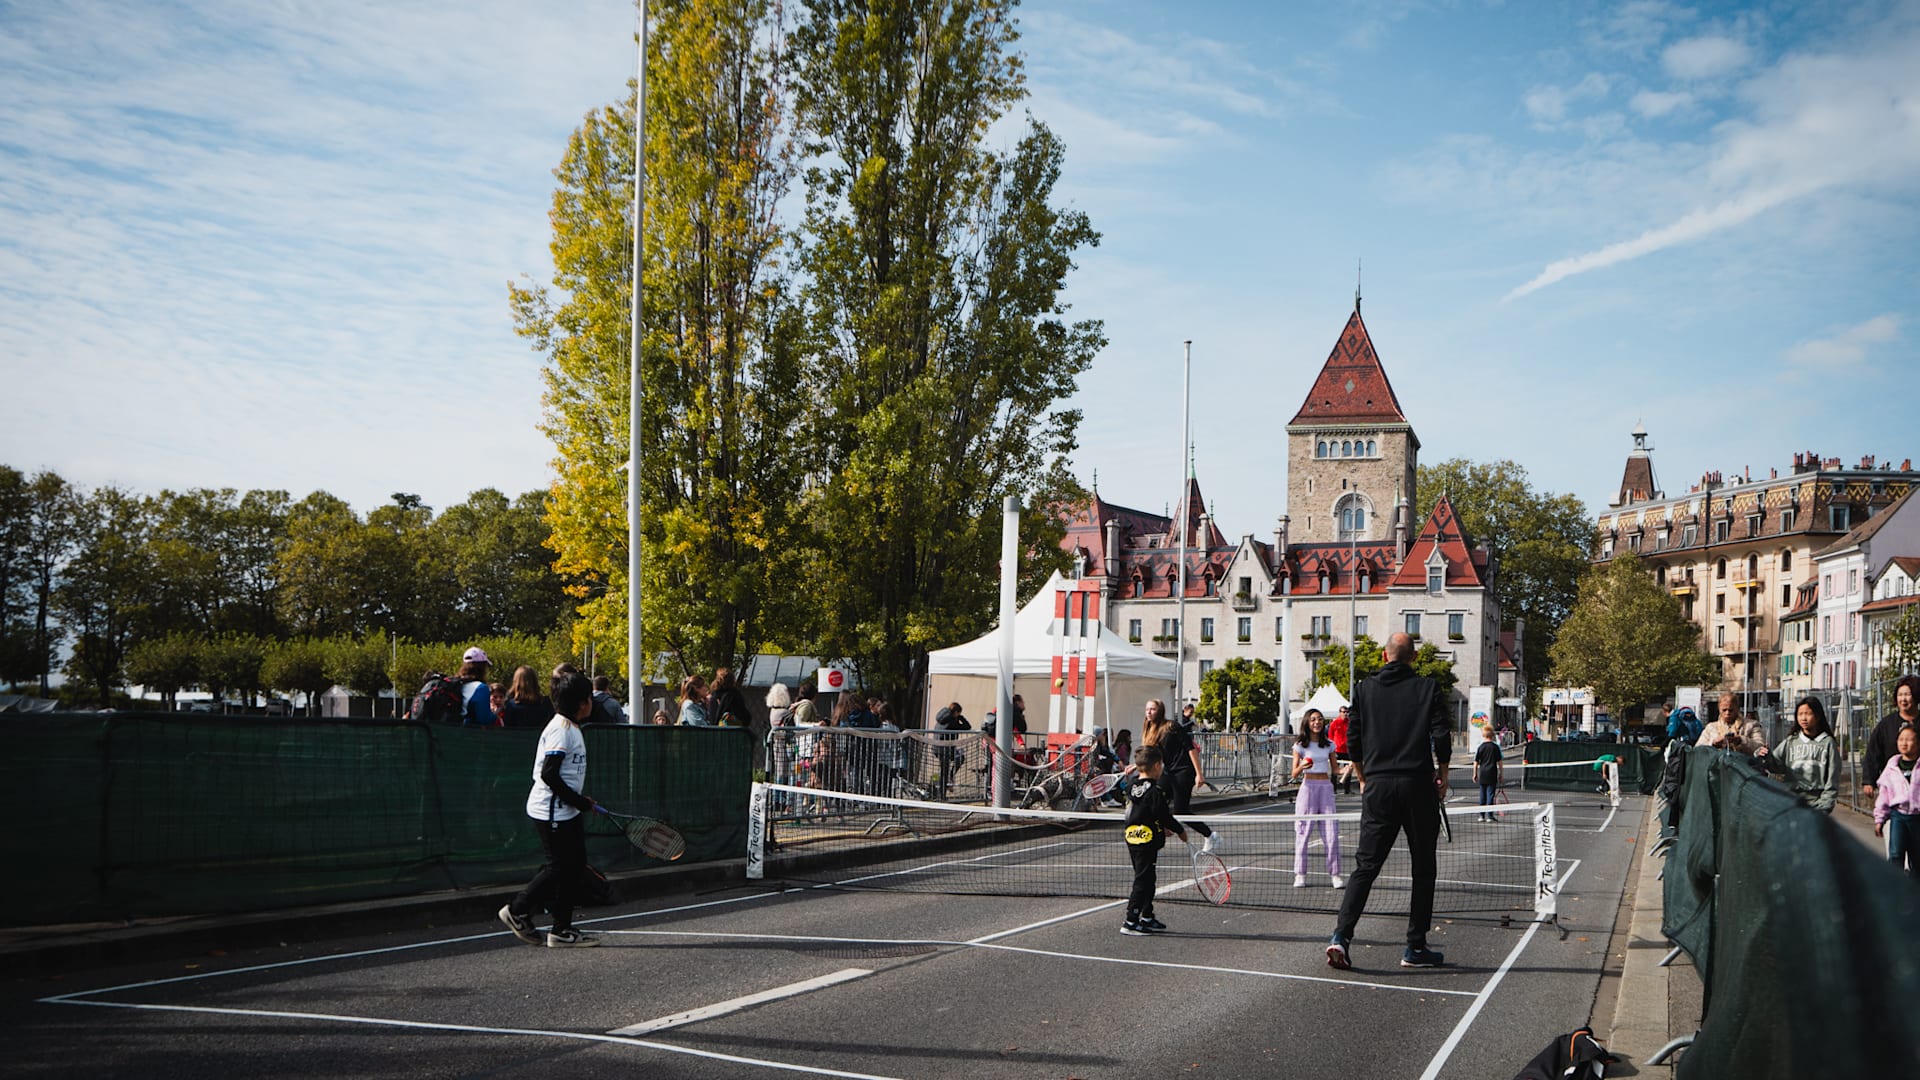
[1291,708,1343,889]
[499,670,600,948]
[1122,745,1188,936]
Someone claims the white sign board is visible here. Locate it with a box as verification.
[817,666,853,694]
[1675,686,1703,714]
[1467,686,1494,727]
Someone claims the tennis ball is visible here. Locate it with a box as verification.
[1053,677,1065,688]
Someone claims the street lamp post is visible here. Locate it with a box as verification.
[627,4,648,690]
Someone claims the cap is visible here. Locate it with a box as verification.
[463,647,490,664]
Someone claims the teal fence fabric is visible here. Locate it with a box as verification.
[1521,738,1664,794]
[1,713,750,926]
[1662,748,1920,1076]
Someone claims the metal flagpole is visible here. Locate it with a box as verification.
[627,4,648,690]
[1348,524,1357,697]
[1176,340,1191,709]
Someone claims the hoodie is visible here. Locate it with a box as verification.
[1347,660,1451,780]
[1873,755,1920,825]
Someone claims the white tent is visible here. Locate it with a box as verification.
[925,571,1176,736]
[1290,682,1350,723]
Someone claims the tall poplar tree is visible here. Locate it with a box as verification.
[514,0,803,680]
[789,0,1103,707]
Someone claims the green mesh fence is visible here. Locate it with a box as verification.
[1,713,750,927]
[1662,748,1920,1076]
[1521,738,1664,794]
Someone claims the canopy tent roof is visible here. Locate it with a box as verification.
[926,571,1177,682]
[1290,682,1350,722]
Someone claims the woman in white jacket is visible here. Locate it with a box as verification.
[1756,697,1840,812]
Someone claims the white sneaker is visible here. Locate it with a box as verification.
[1201,834,1220,855]
[1330,874,1346,889]
[1293,874,1308,888]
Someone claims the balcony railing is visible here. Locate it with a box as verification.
[1229,592,1258,611]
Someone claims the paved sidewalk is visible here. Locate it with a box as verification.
[1604,791,1886,1076]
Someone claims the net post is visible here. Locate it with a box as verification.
[1534,802,1558,920]
[747,782,767,880]
[1606,761,1621,807]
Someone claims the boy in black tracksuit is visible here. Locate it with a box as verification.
[1123,746,1188,935]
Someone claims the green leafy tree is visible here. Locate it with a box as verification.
[1549,551,1719,715]
[261,637,334,715]
[1314,634,1382,699]
[276,491,364,637]
[19,470,82,693]
[515,0,806,681]
[201,633,268,707]
[326,635,395,711]
[1313,633,1457,704]
[57,487,156,705]
[1196,657,1280,730]
[125,632,203,710]
[430,489,573,640]
[789,0,1103,710]
[1417,458,1590,705]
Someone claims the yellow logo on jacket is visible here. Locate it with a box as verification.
[1125,824,1155,845]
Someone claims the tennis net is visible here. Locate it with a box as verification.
[747,782,1559,918]
[1482,757,1621,805]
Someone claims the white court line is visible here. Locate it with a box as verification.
[598,928,1476,998]
[47,997,905,1080]
[611,968,873,1035]
[1413,858,1583,1080]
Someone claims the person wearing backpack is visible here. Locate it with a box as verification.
[590,676,627,723]
[458,647,497,727]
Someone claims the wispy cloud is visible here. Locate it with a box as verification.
[1504,11,1920,300]
[1630,88,1693,117]
[1662,35,1752,81]
[1784,314,1902,370]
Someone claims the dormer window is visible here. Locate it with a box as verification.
[1427,566,1444,594]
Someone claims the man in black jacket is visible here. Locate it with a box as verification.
[1325,632,1452,971]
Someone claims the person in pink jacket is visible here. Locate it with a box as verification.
[1871,724,1919,877]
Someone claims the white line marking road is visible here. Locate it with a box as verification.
[47,998,906,1080]
[611,968,873,1035]
[1414,858,1584,1080]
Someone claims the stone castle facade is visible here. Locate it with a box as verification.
[1061,301,1507,729]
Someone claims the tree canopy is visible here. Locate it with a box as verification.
[1195,658,1280,730]
[1417,458,1590,705]
[1549,552,1719,715]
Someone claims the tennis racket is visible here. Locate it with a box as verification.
[596,806,687,861]
[1436,775,1452,844]
[1190,848,1231,905]
[1081,772,1125,799]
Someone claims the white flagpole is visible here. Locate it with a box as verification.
[1175,340,1191,708]
[627,4,648,689]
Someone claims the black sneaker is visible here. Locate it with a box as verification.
[1140,916,1167,932]
[1401,945,1445,968]
[546,928,601,948]
[498,904,540,945]
[1325,933,1351,970]
[1121,921,1149,936]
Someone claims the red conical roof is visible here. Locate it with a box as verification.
[1288,307,1410,426]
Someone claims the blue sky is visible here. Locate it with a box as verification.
[1,0,1914,535]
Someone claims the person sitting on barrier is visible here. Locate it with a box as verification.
[1864,675,1920,801]
[1872,724,1919,876]
[1756,697,1840,812]
[498,670,599,949]
[1291,708,1343,888]
[932,702,970,800]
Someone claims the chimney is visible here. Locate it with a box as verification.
[1102,517,1121,579]
[1393,497,1410,563]
[1274,515,1290,561]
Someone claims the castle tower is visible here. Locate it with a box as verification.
[1284,299,1420,545]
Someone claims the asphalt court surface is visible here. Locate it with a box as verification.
[5,779,1635,1079]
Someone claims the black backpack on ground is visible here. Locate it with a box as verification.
[408,673,466,724]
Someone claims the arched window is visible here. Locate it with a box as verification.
[1657,566,1666,586]
[1781,549,1792,572]
[1747,554,1759,579]
[1317,441,1327,458]
[1336,494,1368,541]
[1342,440,1352,456]
[1366,440,1376,456]
[1716,558,1727,580]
